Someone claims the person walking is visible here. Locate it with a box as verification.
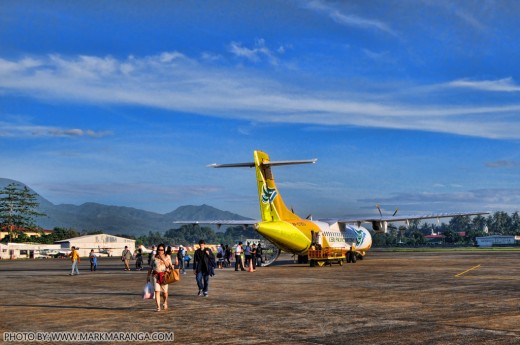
[146,243,178,312]
[217,244,225,269]
[68,246,80,275]
[250,243,257,271]
[244,242,252,267]
[256,243,263,267]
[234,242,245,271]
[122,246,132,271]
[148,245,156,266]
[135,248,143,270]
[177,246,186,274]
[193,240,215,297]
[89,249,97,271]
[225,244,231,267]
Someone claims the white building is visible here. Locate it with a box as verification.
[0,242,62,260]
[475,235,517,247]
[55,234,136,257]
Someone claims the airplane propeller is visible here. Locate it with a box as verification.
[376,204,383,218]
[376,204,399,217]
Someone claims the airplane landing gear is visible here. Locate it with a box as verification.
[346,250,357,263]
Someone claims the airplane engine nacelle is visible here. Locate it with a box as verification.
[372,221,388,233]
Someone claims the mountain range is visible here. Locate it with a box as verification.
[0,178,251,236]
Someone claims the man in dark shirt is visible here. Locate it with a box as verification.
[193,239,215,297]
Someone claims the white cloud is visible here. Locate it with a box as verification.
[228,39,280,65]
[303,0,397,36]
[0,120,112,138]
[1,53,520,139]
[446,78,520,92]
[360,189,520,213]
[485,160,520,168]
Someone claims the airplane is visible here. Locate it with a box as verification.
[136,244,152,254]
[174,150,488,266]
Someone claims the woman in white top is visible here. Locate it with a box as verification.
[146,243,178,312]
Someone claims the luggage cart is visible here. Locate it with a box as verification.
[308,248,347,267]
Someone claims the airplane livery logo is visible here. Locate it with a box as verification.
[354,229,366,246]
[261,184,277,204]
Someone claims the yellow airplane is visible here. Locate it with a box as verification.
[176,150,487,266]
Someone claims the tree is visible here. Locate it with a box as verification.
[448,215,472,233]
[471,215,487,233]
[511,212,520,235]
[488,211,512,235]
[0,183,46,240]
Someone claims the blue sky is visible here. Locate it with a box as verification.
[1,1,520,219]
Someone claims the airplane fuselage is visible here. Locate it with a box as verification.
[256,219,372,256]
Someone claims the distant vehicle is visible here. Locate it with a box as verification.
[54,251,68,259]
[34,249,61,258]
[175,151,488,266]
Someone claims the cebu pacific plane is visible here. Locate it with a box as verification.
[175,150,487,266]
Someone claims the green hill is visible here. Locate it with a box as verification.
[0,178,251,236]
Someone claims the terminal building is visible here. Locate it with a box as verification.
[0,234,135,259]
[475,235,518,247]
[0,242,62,260]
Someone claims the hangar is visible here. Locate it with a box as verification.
[55,234,135,257]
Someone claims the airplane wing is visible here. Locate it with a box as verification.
[172,220,259,227]
[318,211,489,226]
[173,211,488,228]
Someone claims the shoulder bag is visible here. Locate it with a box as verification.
[160,258,180,284]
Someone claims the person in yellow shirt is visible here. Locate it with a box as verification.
[68,246,80,276]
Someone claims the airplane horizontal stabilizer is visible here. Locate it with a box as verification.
[207,159,317,169]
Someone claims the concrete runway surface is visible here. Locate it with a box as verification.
[0,250,519,344]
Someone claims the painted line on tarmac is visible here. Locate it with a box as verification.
[458,275,520,281]
[454,264,481,277]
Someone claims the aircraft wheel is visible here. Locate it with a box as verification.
[357,254,364,260]
[346,252,352,263]
[351,253,357,263]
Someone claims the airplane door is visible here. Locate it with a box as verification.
[311,230,323,247]
[311,231,321,246]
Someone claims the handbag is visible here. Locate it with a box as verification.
[163,268,180,284]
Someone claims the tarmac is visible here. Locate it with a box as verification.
[0,250,519,345]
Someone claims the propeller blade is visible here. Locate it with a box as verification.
[392,208,399,217]
[376,204,382,218]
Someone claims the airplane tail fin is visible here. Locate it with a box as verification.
[209,150,317,222]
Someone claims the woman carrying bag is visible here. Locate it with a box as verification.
[146,243,178,312]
